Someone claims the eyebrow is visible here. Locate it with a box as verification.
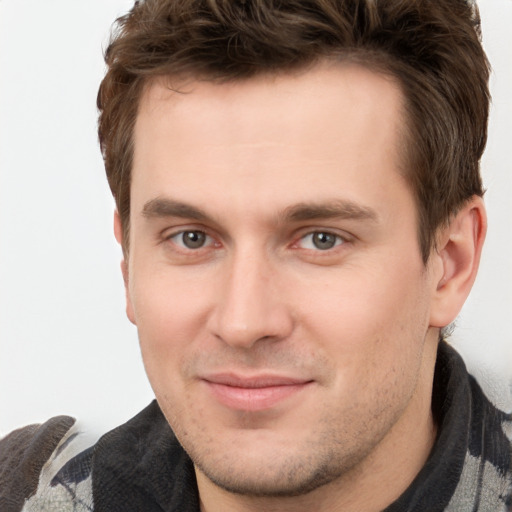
[141,197,378,224]
[281,200,378,223]
[142,198,210,221]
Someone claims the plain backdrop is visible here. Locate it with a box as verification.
[1,0,511,435]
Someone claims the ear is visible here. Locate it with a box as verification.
[114,210,136,325]
[429,196,487,328]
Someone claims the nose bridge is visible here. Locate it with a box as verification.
[209,243,292,348]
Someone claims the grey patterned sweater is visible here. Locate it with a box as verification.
[1,342,511,511]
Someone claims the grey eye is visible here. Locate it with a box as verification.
[312,232,338,250]
[176,230,207,249]
[299,231,343,250]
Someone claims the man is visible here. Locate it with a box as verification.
[0,0,510,511]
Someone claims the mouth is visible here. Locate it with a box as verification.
[201,373,314,411]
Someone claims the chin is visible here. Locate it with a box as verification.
[195,455,347,498]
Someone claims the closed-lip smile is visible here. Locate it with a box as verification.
[201,373,314,411]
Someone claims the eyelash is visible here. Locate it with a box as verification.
[294,231,346,251]
[163,228,348,254]
[165,230,217,250]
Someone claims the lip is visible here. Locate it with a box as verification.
[201,373,313,411]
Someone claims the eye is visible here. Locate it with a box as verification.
[169,230,211,250]
[298,231,344,251]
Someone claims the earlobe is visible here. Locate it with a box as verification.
[114,210,136,325]
[429,196,487,328]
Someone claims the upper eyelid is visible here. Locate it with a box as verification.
[301,231,344,240]
[294,231,346,249]
[163,230,219,253]
[162,224,211,238]
[159,220,231,243]
[165,228,213,240]
[292,227,353,242]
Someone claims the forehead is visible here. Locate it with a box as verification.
[137,62,404,147]
[132,63,409,222]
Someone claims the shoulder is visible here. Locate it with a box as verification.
[0,416,96,512]
[423,342,512,511]
[455,368,512,511]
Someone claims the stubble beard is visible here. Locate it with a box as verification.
[184,409,398,500]
[164,372,413,501]
[195,449,362,498]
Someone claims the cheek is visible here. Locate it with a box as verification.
[299,259,430,377]
[132,266,209,331]
[129,270,211,383]
[301,264,410,336]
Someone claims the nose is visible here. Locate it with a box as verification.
[206,248,294,349]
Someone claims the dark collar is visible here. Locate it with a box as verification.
[92,401,199,511]
[384,341,511,511]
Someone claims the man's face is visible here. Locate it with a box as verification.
[125,63,440,497]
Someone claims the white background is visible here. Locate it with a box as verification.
[1,0,511,435]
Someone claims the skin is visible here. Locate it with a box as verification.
[117,62,486,512]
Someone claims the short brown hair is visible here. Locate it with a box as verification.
[98,0,490,261]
